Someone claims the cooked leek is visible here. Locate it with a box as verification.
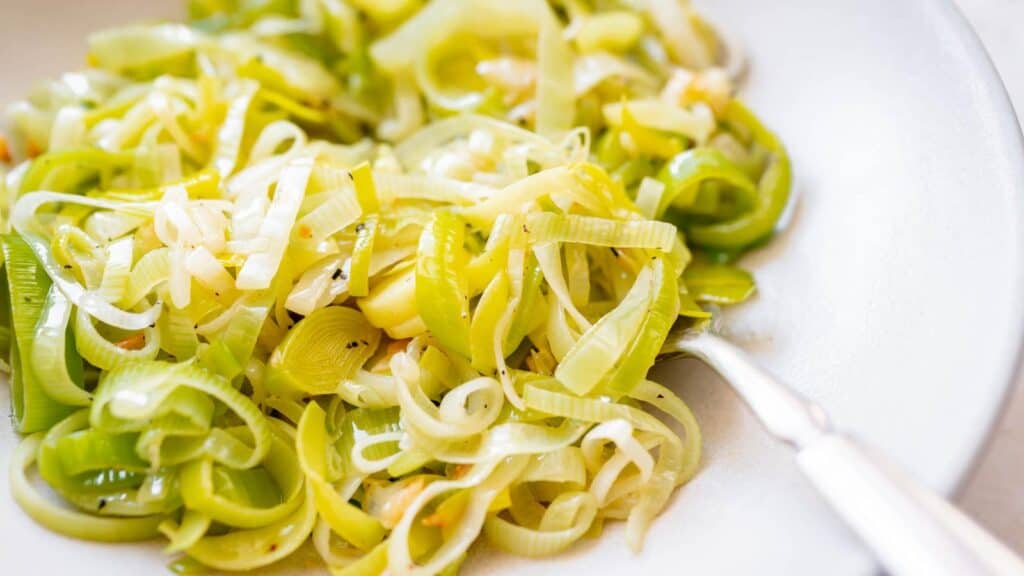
[2,0,790,574]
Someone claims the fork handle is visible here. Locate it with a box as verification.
[677,332,1024,576]
[797,433,1024,576]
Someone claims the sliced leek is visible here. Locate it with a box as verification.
[2,0,790,574]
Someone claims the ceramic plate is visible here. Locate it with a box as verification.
[1,0,1022,574]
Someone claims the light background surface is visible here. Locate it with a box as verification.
[955,0,1024,556]
[0,1,1021,574]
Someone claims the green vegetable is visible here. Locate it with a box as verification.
[686,100,792,249]
[416,211,471,358]
[1,0,791,573]
[683,263,757,304]
[267,306,382,395]
[3,235,76,433]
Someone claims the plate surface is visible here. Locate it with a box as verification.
[1,0,1023,574]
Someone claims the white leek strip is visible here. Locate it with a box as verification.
[377,72,424,142]
[350,431,405,475]
[387,457,528,576]
[635,177,665,220]
[545,292,579,361]
[533,243,592,331]
[191,204,230,256]
[494,247,526,410]
[285,255,345,316]
[294,186,361,244]
[520,446,587,486]
[98,97,156,152]
[581,420,654,504]
[461,167,575,227]
[249,15,317,36]
[565,243,590,308]
[148,91,204,163]
[413,419,588,464]
[335,370,399,408]
[155,142,183,182]
[74,307,160,371]
[85,212,147,244]
[251,120,308,165]
[414,43,485,114]
[484,491,597,557]
[369,0,463,72]
[554,266,652,395]
[629,380,702,483]
[186,246,235,296]
[153,75,201,104]
[31,287,91,406]
[395,113,556,170]
[534,0,575,138]
[97,236,134,303]
[603,99,716,143]
[559,127,591,165]
[229,193,269,247]
[236,157,314,290]
[49,106,87,151]
[374,172,493,205]
[527,212,676,252]
[391,353,503,439]
[714,18,748,81]
[11,191,161,330]
[313,518,361,570]
[226,120,307,201]
[88,23,198,72]
[643,0,715,69]
[321,0,361,54]
[168,246,191,309]
[155,196,200,245]
[213,80,259,177]
[522,384,688,552]
[223,35,342,100]
[159,304,198,360]
[573,53,658,96]
[121,248,170,308]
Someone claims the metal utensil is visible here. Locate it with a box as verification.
[662,328,1024,576]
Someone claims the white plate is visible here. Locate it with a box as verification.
[1,1,1023,574]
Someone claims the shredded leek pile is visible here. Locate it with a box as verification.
[0,0,789,573]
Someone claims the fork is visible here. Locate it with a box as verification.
[662,328,1024,576]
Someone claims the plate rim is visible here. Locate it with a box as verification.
[923,0,1024,498]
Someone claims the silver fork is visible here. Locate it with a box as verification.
[662,328,1024,576]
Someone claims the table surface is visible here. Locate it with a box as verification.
[954,0,1024,555]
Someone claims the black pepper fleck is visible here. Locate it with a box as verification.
[610,247,621,258]
[98,498,107,510]
[657,394,665,399]
[332,268,345,280]
[346,341,359,349]
[355,222,366,233]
